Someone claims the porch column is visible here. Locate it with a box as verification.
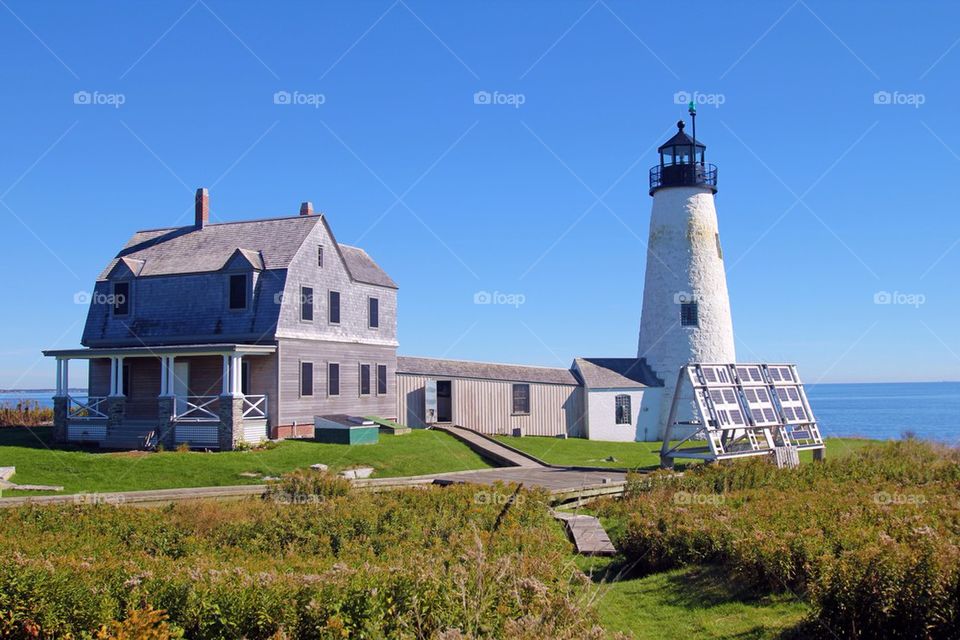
[167,356,176,397]
[55,359,63,396]
[230,355,243,397]
[159,356,172,396]
[109,357,118,396]
[116,357,125,397]
[222,355,230,395]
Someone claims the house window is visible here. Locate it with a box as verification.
[112,281,130,316]
[241,361,250,395]
[377,364,387,395]
[615,394,632,425]
[368,297,379,328]
[300,362,313,397]
[229,274,247,310]
[680,301,699,327]
[318,245,324,267]
[329,291,341,324]
[359,364,371,396]
[512,383,530,415]
[301,287,314,322]
[328,363,340,396]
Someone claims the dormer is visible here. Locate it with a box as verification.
[223,248,263,311]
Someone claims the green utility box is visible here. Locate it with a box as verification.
[314,415,380,445]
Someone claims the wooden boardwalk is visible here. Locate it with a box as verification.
[553,511,618,556]
[434,425,543,467]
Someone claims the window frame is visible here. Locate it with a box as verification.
[328,290,341,324]
[300,361,314,397]
[359,363,371,396]
[327,362,340,397]
[228,273,248,311]
[368,297,379,329]
[376,363,387,395]
[511,383,531,416]
[300,286,314,322]
[112,281,131,317]
[615,394,632,425]
[317,245,324,268]
[680,301,699,327]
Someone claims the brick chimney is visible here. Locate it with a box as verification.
[299,201,313,216]
[195,188,209,228]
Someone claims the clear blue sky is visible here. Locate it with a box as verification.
[1,0,959,388]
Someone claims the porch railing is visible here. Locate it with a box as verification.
[242,395,268,420]
[172,395,220,423]
[67,395,107,420]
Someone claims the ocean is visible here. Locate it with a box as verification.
[2,382,958,444]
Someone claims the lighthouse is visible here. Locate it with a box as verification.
[638,107,736,439]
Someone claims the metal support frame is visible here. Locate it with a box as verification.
[660,363,825,468]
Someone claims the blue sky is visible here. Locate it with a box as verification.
[1,0,959,388]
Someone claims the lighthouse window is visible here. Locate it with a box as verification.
[715,233,723,259]
[680,302,699,327]
[615,394,632,425]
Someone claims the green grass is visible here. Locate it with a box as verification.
[493,435,874,469]
[577,559,807,639]
[0,426,491,496]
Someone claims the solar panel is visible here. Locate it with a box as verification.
[666,363,824,466]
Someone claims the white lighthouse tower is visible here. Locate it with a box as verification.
[638,109,736,439]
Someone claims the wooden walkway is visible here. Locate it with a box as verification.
[553,511,618,556]
[434,425,543,467]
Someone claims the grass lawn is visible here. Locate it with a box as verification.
[494,434,875,469]
[0,426,491,496]
[577,559,807,639]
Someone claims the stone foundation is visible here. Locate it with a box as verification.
[157,396,176,449]
[217,395,244,451]
[52,396,68,442]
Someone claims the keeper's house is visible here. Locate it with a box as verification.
[44,190,397,450]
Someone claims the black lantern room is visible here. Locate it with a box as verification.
[649,119,718,196]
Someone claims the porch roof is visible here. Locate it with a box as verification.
[42,343,276,359]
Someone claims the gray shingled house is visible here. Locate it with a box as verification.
[44,189,397,450]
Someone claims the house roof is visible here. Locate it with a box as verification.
[339,244,397,288]
[573,357,662,389]
[397,356,581,385]
[97,214,396,288]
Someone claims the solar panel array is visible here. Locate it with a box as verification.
[681,363,824,459]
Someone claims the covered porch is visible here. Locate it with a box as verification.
[43,343,276,450]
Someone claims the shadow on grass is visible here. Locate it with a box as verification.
[0,425,103,453]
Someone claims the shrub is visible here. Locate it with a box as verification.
[603,440,960,639]
[0,400,53,427]
[0,484,599,638]
[264,469,352,504]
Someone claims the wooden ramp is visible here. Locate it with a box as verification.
[553,511,617,556]
[434,425,543,467]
